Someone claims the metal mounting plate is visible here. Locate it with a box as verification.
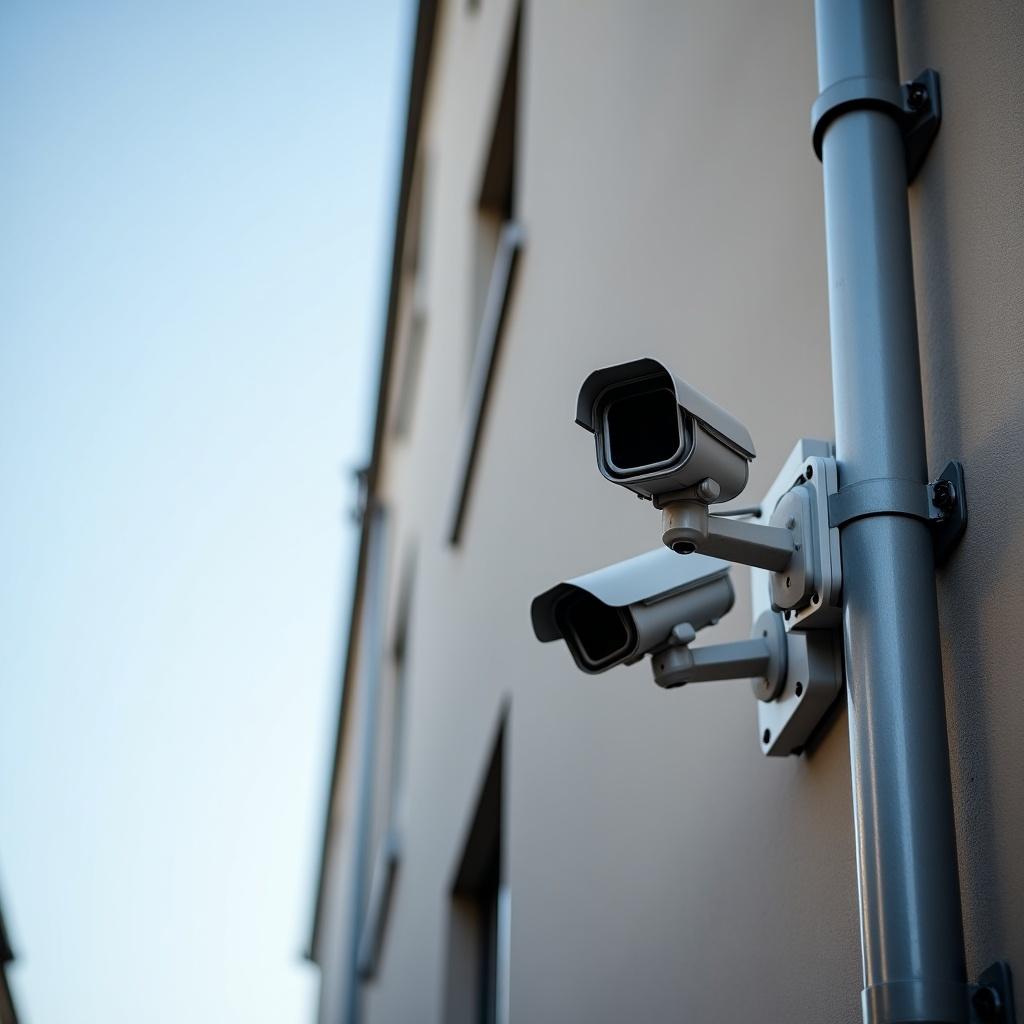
[758,442,842,631]
[932,459,968,565]
[902,69,943,183]
[751,439,844,755]
[757,627,843,757]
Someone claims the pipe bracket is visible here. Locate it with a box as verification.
[811,68,942,182]
[827,460,967,565]
[861,962,1017,1024]
[970,961,1017,1024]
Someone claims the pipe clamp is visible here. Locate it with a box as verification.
[811,68,942,182]
[828,460,967,565]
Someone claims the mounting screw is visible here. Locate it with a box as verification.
[697,477,721,502]
[932,478,957,513]
[907,82,929,112]
[971,984,1002,1022]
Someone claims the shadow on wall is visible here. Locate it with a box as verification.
[902,1,1024,975]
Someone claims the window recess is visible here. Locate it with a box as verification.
[447,7,523,545]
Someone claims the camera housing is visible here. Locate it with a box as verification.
[530,549,733,674]
[576,357,756,507]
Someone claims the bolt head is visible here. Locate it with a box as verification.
[933,479,956,512]
[907,83,929,111]
[971,985,1001,1022]
[696,477,721,502]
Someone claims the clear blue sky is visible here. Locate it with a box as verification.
[0,1,411,1020]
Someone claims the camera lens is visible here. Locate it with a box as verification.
[556,591,636,672]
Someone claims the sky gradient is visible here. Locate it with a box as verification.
[0,1,411,1019]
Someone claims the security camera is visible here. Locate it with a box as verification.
[575,357,756,507]
[575,357,811,578]
[531,547,793,700]
[531,548,734,674]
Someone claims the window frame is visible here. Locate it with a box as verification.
[446,221,523,545]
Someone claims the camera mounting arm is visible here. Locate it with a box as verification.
[652,611,787,702]
[661,499,795,571]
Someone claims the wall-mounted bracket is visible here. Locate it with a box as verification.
[652,610,787,699]
[661,500,796,571]
[750,440,845,756]
[970,961,1016,1024]
[811,67,941,182]
[766,449,842,631]
[651,608,842,757]
[827,459,967,566]
[930,460,969,565]
[756,625,842,757]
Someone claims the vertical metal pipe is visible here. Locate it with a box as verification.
[813,3,968,1022]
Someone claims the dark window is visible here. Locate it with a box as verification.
[444,719,509,1024]
[391,155,430,439]
[469,9,519,374]
[448,8,523,545]
[355,548,417,981]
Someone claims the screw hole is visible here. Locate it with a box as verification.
[795,681,804,697]
[805,465,814,478]
[785,576,791,588]
[762,728,771,745]
[811,593,820,605]
[762,630,768,638]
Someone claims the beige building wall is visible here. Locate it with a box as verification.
[311,2,1024,1022]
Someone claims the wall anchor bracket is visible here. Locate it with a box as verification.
[827,460,967,565]
[970,961,1016,1024]
[930,460,968,565]
[811,67,942,182]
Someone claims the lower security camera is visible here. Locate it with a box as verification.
[530,549,734,674]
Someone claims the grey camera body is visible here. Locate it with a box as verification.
[575,357,756,508]
[530,549,733,674]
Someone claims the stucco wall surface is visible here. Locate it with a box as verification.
[321,2,1024,1023]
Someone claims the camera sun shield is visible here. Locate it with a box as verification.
[531,548,734,675]
[576,357,756,507]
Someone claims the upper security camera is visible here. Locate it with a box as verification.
[574,357,804,574]
[531,548,733,674]
[575,357,756,507]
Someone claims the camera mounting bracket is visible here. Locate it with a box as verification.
[763,447,842,631]
[651,610,786,698]
[661,500,796,571]
[755,626,842,757]
[751,439,845,755]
